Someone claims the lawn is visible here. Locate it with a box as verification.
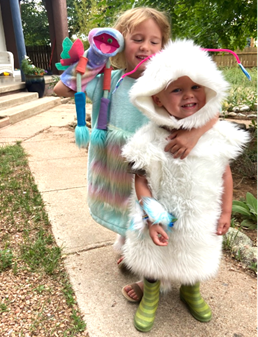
[221,66,257,112]
[0,143,87,336]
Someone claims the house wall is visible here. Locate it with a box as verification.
[0,0,68,74]
[0,5,7,51]
[0,0,19,68]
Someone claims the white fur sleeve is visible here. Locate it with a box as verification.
[214,121,250,160]
[122,123,166,171]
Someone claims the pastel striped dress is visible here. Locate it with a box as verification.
[83,70,149,235]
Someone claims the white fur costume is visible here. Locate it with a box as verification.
[122,40,249,288]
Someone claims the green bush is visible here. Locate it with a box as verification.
[232,192,257,229]
[221,67,257,111]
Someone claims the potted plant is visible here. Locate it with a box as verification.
[21,56,46,98]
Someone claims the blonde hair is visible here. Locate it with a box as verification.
[111,7,171,69]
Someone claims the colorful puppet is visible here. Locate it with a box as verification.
[56,28,124,148]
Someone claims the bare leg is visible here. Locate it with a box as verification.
[54,81,76,97]
[117,256,124,265]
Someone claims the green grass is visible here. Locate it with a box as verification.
[221,67,257,111]
[249,261,257,273]
[0,142,86,335]
[0,302,8,313]
[0,247,13,272]
[222,67,257,89]
[20,227,62,274]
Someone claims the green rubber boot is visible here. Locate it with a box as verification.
[180,283,212,322]
[134,279,160,332]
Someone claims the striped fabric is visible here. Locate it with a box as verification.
[134,279,160,332]
[88,127,133,214]
[180,283,212,322]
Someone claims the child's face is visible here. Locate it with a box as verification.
[152,76,206,120]
[124,19,162,79]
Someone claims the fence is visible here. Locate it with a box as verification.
[212,47,257,68]
[26,45,257,71]
[26,45,52,72]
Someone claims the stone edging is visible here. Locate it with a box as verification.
[223,227,257,270]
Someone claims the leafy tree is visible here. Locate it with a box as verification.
[91,0,135,27]
[21,0,81,44]
[143,0,257,49]
[74,0,123,37]
[90,0,256,50]
[74,0,126,47]
[67,0,82,38]
[74,0,94,37]
[20,0,50,46]
[22,0,256,50]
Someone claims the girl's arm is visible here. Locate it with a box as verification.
[165,114,219,159]
[217,165,233,235]
[135,175,168,246]
[135,174,152,200]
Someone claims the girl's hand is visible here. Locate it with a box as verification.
[165,115,218,159]
[148,223,169,246]
[217,166,232,236]
[165,128,201,159]
[216,212,231,235]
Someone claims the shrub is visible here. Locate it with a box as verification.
[232,192,257,229]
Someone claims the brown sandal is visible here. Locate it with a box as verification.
[122,283,143,303]
[117,256,125,269]
[117,256,130,271]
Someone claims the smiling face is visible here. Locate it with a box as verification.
[124,19,162,79]
[152,76,206,120]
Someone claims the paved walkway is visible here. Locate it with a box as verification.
[0,105,256,337]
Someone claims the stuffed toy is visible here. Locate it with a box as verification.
[56,28,124,147]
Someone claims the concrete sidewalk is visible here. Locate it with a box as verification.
[0,105,256,337]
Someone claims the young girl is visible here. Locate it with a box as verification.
[54,7,217,299]
[121,39,249,332]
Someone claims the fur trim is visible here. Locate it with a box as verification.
[130,39,230,129]
[142,197,176,227]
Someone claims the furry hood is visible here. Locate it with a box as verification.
[130,39,230,129]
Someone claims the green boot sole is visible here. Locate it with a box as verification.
[134,279,160,332]
[180,283,212,322]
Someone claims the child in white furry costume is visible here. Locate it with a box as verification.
[121,39,250,332]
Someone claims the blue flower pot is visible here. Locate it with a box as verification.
[25,75,45,98]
